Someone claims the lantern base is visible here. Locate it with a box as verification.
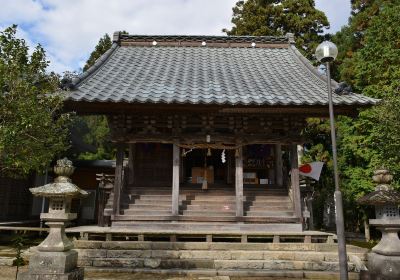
[368,252,400,280]
[18,268,83,280]
[17,250,83,280]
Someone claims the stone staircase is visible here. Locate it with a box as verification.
[74,240,367,279]
[111,185,299,224]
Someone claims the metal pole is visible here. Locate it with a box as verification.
[326,62,348,280]
[39,168,48,235]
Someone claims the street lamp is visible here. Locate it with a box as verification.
[315,41,348,280]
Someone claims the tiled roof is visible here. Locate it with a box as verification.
[66,34,377,107]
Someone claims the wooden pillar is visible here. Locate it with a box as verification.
[290,144,302,219]
[113,143,125,216]
[128,143,135,186]
[275,144,283,186]
[172,143,180,216]
[235,147,244,217]
[227,150,232,184]
[180,149,184,182]
[268,145,275,184]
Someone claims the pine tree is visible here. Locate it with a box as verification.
[224,0,329,59]
[83,34,112,72]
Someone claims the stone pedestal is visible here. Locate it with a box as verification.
[367,220,400,280]
[368,252,400,280]
[18,250,84,280]
[18,158,87,280]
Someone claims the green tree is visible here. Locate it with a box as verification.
[70,33,114,160]
[224,0,329,58]
[304,2,400,232]
[83,34,112,72]
[0,25,71,177]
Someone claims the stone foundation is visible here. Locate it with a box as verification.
[17,251,84,280]
[367,252,400,280]
[73,240,367,273]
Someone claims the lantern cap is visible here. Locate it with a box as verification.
[358,169,400,205]
[30,158,88,198]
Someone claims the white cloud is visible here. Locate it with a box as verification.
[315,0,351,33]
[0,0,349,74]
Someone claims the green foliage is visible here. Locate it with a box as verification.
[70,33,116,160]
[71,115,112,160]
[0,25,71,177]
[304,2,400,231]
[12,235,27,267]
[224,0,329,58]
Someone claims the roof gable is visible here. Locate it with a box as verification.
[66,33,377,108]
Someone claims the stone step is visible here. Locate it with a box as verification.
[78,256,356,272]
[182,210,235,217]
[76,248,365,263]
[246,211,294,217]
[214,260,355,271]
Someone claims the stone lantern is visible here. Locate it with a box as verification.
[358,169,400,279]
[19,158,87,280]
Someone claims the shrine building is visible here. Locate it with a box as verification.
[64,33,376,232]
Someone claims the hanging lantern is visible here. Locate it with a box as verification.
[182,149,186,157]
[207,148,212,156]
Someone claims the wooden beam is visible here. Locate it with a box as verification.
[172,143,180,216]
[235,147,244,217]
[275,144,283,186]
[290,145,302,220]
[128,143,135,186]
[113,143,125,216]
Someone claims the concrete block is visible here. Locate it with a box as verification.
[214,260,264,269]
[73,240,102,249]
[74,249,107,258]
[231,251,263,260]
[180,250,231,260]
[264,251,295,261]
[175,242,210,250]
[0,257,14,266]
[107,250,151,258]
[144,258,161,268]
[294,251,324,262]
[28,250,78,274]
[92,258,144,268]
[151,250,180,259]
[263,260,298,270]
[303,261,340,271]
[18,267,84,280]
[76,258,93,267]
[159,259,214,269]
[102,241,151,250]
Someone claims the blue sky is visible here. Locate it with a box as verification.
[0,0,351,74]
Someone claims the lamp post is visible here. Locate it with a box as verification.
[315,41,348,280]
